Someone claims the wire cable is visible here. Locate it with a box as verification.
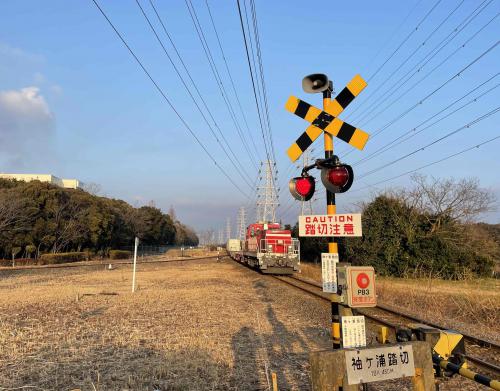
[348,0,491,125]
[366,0,443,83]
[135,0,255,189]
[353,74,499,166]
[91,0,251,199]
[358,106,500,180]
[204,0,261,159]
[346,0,466,122]
[341,40,499,158]
[236,0,276,189]
[184,0,259,170]
[351,135,500,193]
[357,10,499,128]
[249,0,277,165]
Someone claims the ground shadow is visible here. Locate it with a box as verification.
[251,278,311,390]
[231,326,262,390]
[1,344,235,391]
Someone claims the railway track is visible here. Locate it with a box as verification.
[272,274,500,376]
[1,253,220,272]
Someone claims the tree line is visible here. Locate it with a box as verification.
[0,179,198,260]
[293,175,499,279]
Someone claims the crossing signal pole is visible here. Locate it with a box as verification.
[286,73,371,391]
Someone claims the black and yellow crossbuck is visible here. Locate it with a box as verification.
[285,74,369,162]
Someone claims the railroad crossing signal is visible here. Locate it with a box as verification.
[285,74,369,162]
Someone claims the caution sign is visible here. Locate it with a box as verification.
[298,214,362,237]
[346,266,376,307]
[345,344,415,385]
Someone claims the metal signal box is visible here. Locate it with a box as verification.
[337,265,377,307]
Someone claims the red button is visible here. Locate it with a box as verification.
[357,272,370,289]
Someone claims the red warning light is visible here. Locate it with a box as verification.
[357,272,370,289]
[320,164,354,193]
[327,166,350,187]
[289,176,315,201]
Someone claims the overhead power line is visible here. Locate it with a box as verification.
[236,0,277,194]
[135,0,254,189]
[248,0,277,165]
[341,40,499,158]
[357,9,499,128]
[358,106,500,180]
[184,0,259,171]
[366,0,443,83]
[349,0,493,124]
[91,0,250,199]
[346,0,466,122]
[353,73,500,166]
[204,0,261,159]
[352,135,500,193]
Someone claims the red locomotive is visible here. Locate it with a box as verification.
[227,222,300,274]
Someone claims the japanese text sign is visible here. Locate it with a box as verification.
[345,344,415,385]
[342,316,366,348]
[321,253,338,293]
[298,214,362,237]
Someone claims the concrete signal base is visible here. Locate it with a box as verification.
[310,341,434,391]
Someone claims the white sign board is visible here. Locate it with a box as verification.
[342,316,366,348]
[346,266,377,307]
[321,253,338,293]
[298,214,362,237]
[345,345,415,385]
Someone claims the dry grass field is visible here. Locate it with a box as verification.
[0,257,494,390]
[0,257,334,390]
[300,263,500,343]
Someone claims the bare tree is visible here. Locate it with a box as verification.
[83,182,101,195]
[0,192,34,233]
[393,174,496,232]
[168,205,176,222]
[48,200,87,253]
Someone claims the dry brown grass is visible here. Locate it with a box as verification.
[0,257,333,390]
[299,263,500,342]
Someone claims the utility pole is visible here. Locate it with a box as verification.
[218,229,224,245]
[226,217,231,242]
[256,160,279,223]
[237,206,247,240]
[321,83,344,351]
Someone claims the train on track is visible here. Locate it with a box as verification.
[227,222,300,274]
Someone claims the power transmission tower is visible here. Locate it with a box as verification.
[237,207,247,240]
[218,229,224,245]
[301,149,314,216]
[226,218,231,241]
[256,160,279,223]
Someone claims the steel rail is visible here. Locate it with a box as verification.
[1,254,220,272]
[288,274,500,349]
[271,274,500,376]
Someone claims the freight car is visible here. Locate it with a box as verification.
[227,222,300,274]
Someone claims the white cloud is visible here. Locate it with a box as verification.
[0,42,44,65]
[0,87,55,168]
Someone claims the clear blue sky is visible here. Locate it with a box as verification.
[1,0,499,233]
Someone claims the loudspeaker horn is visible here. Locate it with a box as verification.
[302,73,330,93]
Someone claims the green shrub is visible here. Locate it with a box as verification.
[38,252,87,265]
[109,250,132,259]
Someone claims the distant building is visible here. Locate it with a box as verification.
[0,173,84,190]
